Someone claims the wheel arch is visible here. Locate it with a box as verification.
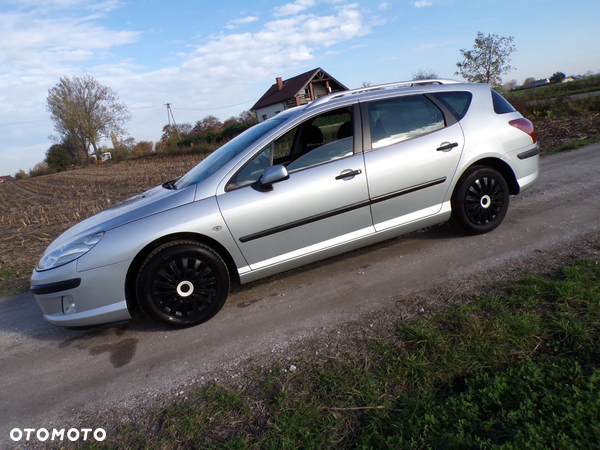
[459,157,519,195]
[124,232,240,311]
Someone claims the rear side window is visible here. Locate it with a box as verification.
[491,90,516,114]
[429,91,472,120]
[367,95,445,150]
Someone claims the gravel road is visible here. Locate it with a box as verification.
[1,143,600,448]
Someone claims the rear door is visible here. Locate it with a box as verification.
[361,94,465,231]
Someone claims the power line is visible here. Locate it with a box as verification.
[165,103,181,140]
[171,98,256,111]
[0,119,49,127]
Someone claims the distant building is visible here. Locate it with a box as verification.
[532,78,550,88]
[251,68,348,123]
[1,175,15,183]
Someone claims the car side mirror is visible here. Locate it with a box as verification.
[252,164,289,192]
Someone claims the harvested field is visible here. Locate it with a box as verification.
[0,153,204,293]
[533,114,600,152]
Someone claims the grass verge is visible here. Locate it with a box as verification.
[80,258,600,449]
[0,264,32,296]
[545,135,599,155]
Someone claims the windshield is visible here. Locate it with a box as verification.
[175,119,284,189]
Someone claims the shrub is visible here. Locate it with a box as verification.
[45,145,73,172]
[29,162,55,177]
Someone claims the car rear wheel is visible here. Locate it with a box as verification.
[136,241,229,327]
[450,166,509,235]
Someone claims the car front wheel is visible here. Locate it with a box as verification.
[136,241,230,327]
[450,166,509,235]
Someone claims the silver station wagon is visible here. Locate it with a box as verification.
[31,80,539,328]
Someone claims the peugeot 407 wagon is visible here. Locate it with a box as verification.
[31,79,539,328]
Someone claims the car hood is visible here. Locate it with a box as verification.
[46,183,197,252]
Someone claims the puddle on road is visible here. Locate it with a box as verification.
[89,338,138,368]
[57,325,137,368]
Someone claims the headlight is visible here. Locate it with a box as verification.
[37,232,104,271]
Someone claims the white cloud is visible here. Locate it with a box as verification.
[414,1,433,7]
[379,2,389,9]
[0,2,375,174]
[89,0,122,13]
[273,0,316,17]
[225,15,259,30]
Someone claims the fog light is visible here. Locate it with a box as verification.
[62,296,76,314]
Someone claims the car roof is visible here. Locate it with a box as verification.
[305,78,465,110]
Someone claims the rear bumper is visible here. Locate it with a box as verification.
[502,143,540,194]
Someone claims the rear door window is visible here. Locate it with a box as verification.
[366,95,445,150]
[491,90,516,114]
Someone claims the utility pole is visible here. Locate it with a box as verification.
[165,103,181,141]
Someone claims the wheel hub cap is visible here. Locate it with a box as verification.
[176,280,194,297]
[480,195,491,209]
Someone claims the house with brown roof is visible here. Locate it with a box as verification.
[251,68,348,122]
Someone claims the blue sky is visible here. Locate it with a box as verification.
[1,0,599,176]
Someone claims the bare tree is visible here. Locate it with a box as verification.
[502,79,519,92]
[192,115,223,135]
[46,75,131,160]
[455,32,516,89]
[411,68,439,80]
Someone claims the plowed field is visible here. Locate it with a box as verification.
[0,154,204,292]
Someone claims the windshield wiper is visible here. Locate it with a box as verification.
[162,178,179,190]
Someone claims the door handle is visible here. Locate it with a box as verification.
[436,142,459,152]
[335,169,362,180]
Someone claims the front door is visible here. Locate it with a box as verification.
[217,106,374,270]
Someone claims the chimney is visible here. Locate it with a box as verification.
[276,77,283,90]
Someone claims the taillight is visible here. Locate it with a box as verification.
[509,118,537,143]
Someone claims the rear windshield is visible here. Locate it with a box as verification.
[429,91,472,120]
[491,90,516,114]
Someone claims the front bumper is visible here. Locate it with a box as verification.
[30,259,132,327]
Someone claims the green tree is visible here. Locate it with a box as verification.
[550,71,566,84]
[455,32,516,89]
[15,169,27,180]
[46,75,131,161]
[45,145,73,172]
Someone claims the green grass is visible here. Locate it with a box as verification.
[81,259,600,449]
[0,264,32,296]
[545,136,600,156]
[506,75,600,101]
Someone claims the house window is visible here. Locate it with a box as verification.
[262,114,267,121]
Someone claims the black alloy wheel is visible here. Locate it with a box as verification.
[450,166,510,235]
[136,241,229,327]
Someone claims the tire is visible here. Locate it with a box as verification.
[450,166,509,235]
[136,241,230,327]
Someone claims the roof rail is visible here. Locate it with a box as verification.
[306,78,462,110]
